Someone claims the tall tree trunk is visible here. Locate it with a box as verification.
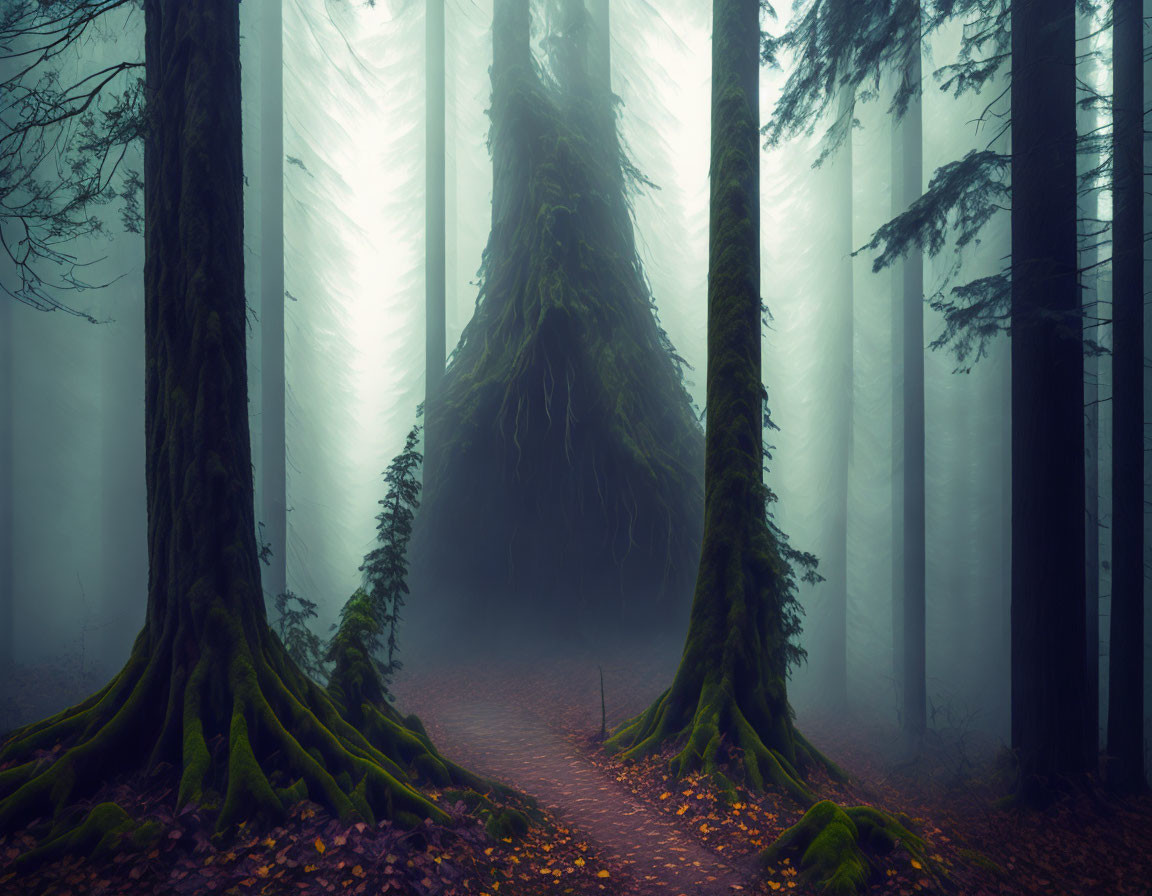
[1010,0,1090,800]
[588,0,610,93]
[0,0,457,836]
[825,81,853,710]
[425,0,446,463]
[260,0,287,605]
[0,295,11,673]
[607,0,826,800]
[100,313,147,668]
[892,4,925,743]
[1085,324,1100,758]
[491,0,531,231]
[1106,0,1146,791]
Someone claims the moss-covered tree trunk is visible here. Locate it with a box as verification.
[607,0,816,801]
[0,0,464,840]
[1009,0,1090,801]
[411,0,703,641]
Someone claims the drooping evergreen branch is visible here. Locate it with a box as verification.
[0,0,144,315]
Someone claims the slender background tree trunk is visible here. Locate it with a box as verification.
[100,311,147,669]
[261,0,287,605]
[826,81,853,710]
[892,4,926,743]
[0,296,11,673]
[1010,0,1090,797]
[588,0,610,93]
[1106,0,1145,791]
[426,0,446,463]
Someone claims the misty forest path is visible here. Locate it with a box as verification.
[396,658,754,896]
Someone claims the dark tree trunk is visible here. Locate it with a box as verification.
[588,0,610,93]
[491,0,531,232]
[825,78,853,710]
[100,309,147,668]
[0,0,456,837]
[1084,328,1099,759]
[1106,0,1146,792]
[1010,0,1090,799]
[607,0,823,800]
[425,0,446,462]
[0,295,11,672]
[891,3,926,743]
[260,0,287,605]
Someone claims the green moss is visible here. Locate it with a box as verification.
[218,705,284,831]
[413,0,704,635]
[959,848,1003,876]
[18,802,139,869]
[762,801,927,896]
[275,778,308,808]
[485,807,529,842]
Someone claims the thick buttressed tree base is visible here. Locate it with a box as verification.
[608,0,819,803]
[609,4,919,893]
[410,0,703,642]
[0,0,496,861]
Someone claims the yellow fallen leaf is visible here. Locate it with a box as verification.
[911,859,923,870]
[676,805,688,815]
[255,865,270,879]
[574,858,585,867]
[261,837,276,849]
[768,882,782,891]
[658,792,672,800]
[314,838,326,854]
[484,847,495,856]
[596,870,610,878]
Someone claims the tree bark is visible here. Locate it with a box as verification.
[825,79,853,710]
[0,295,11,672]
[260,0,287,606]
[607,0,825,800]
[588,0,610,94]
[425,0,446,464]
[1010,0,1090,799]
[0,0,459,837]
[1106,0,1146,792]
[891,3,925,743]
[491,0,531,232]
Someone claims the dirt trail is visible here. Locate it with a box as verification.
[415,693,752,895]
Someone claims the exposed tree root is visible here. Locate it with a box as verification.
[0,597,500,851]
[761,800,928,896]
[606,676,846,804]
[12,802,162,871]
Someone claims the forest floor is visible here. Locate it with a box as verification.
[394,644,1152,896]
[2,647,1151,895]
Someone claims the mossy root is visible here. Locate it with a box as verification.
[761,800,928,896]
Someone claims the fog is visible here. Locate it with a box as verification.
[1,0,1148,771]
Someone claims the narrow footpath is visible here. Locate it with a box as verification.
[415,694,753,895]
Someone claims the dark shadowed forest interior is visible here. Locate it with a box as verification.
[1,1,1151,894]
